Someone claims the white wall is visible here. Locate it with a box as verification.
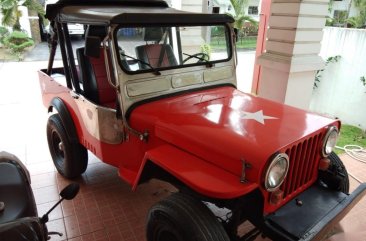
[330,0,358,18]
[310,27,366,129]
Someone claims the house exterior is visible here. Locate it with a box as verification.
[212,0,261,22]
[330,0,359,20]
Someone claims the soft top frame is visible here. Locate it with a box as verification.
[46,0,168,20]
[46,0,234,25]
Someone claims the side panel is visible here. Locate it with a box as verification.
[38,70,145,171]
[133,145,258,199]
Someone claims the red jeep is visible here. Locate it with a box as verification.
[38,0,366,240]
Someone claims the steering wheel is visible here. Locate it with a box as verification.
[183,53,209,64]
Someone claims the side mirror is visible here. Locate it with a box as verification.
[85,36,101,58]
[60,183,79,200]
[41,183,79,224]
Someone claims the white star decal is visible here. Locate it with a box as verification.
[240,110,278,125]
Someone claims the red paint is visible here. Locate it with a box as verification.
[252,0,272,94]
[89,51,117,106]
[135,145,258,198]
[39,71,339,212]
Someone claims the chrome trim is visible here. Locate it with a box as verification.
[265,153,289,192]
[322,126,339,157]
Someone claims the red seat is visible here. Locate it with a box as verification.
[135,44,177,68]
[135,27,177,69]
[77,47,116,108]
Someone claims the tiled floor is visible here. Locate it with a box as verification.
[1,61,366,240]
[29,154,176,241]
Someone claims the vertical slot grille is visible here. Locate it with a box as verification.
[280,133,322,199]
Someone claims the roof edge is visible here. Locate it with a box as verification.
[46,0,169,20]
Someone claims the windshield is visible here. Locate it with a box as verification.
[115,24,231,73]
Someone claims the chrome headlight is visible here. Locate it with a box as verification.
[265,153,289,192]
[322,126,339,157]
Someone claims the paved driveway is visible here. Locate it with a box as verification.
[23,38,85,62]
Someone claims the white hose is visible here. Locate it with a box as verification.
[335,145,366,183]
[336,145,366,163]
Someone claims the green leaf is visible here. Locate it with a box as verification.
[22,0,45,16]
[1,6,16,27]
[0,0,17,10]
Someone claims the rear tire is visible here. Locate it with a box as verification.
[47,114,88,178]
[319,152,349,194]
[147,192,230,241]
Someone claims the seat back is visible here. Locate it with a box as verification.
[0,152,37,225]
[136,44,177,69]
[135,27,177,69]
[77,47,116,108]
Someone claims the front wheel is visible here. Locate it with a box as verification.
[46,114,88,178]
[319,152,349,194]
[147,192,230,241]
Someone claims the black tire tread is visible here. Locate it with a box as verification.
[47,114,88,178]
[147,192,230,241]
[329,152,350,194]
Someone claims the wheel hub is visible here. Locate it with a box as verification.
[58,142,64,152]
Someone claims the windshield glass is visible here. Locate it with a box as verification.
[115,24,231,73]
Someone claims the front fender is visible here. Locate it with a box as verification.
[48,97,78,143]
[133,145,258,199]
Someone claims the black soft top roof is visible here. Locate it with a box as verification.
[46,0,234,25]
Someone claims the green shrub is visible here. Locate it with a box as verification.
[0,26,9,45]
[3,31,34,59]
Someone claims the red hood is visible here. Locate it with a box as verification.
[130,86,337,181]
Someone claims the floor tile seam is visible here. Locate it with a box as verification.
[29,170,58,176]
[63,215,82,240]
[55,169,76,220]
[31,183,58,190]
[73,215,106,239]
[35,197,62,206]
[124,219,140,241]
[0,102,23,106]
[32,183,59,191]
[44,217,67,241]
[65,228,109,241]
[37,200,63,218]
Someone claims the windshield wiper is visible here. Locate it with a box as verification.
[120,53,161,75]
[183,53,213,67]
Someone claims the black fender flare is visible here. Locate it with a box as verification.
[48,97,79,143]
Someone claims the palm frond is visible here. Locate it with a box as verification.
[0,0,17,10]
[229,0,249,17]
[354,0,366,8]
[1,6,16,27]
[228,0,252,30]
[22,0,45,16]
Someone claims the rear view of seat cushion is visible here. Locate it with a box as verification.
[0,162,37,224]
[77,47,116,108]
[135,44,178,69]
[89,52,116,107]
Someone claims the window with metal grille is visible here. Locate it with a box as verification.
[248,6,258,15]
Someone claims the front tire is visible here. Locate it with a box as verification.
[147,192,230,241]
[46,114,88,178]
[319,152,349,194]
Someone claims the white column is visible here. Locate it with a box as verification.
[180,0,204,13]
[179,0,207,50]
[257,0,329,110]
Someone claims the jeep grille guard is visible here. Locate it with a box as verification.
[280,132,324,202]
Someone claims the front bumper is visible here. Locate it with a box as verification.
[263,183,366,241]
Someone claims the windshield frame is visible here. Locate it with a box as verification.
[113,23,233,75]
